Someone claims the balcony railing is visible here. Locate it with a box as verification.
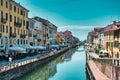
[20,34,26,38]
[28,33,32,37]
[1,18,7,24]
[10,33,16,38]
[14,22,22,27]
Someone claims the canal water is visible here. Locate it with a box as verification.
[21,46,89,80]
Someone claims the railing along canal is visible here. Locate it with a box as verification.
[86,51,120,67]
[93,58,120,66]
[0,47,70,73]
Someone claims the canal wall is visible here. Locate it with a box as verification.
[85,48,120,80]
[95,61,120,80]
[0,45,77,80]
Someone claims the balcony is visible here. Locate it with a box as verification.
[14,22,22,27]
[10,33,16,38]
[1,18,7,24]
[20,34,26,38]
[28,33,32,37]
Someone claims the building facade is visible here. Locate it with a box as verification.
[104,21,120,58]
[0,0,29,56]
[33,16,57,46]
[28,18,35,46]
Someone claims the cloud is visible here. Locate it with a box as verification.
[58,25,102,31]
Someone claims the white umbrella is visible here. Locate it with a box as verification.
[100,50,108,53]
[34,46,46,50]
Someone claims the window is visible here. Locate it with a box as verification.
[10,15,12,22]
[1,0,3,6]
[1,11,3,18]
[10,26,12,34]
[21,30,22,34]
[10,3,12,10]
[24,30,25,34]
[14,16,16,22]
[24,40,25,44]
[17,17,19,22]
[26,12,28,17]
[6,13,8,20]
[6,25,8,33]
[114,41,119,47]
[20,19,22,24]
[18,8,19,14]
[17,39,19,45]
[14,28,16,33]
[2,25,4,32]
[6,1,8,8]
[18,29,19,35]
[26,40,28,44]
[21,40,22,44]
[26,21,29,29]
[23,20,25,26]
[0,24,2,32]
[21,10,23,15]
[24,12,25,16]
[1,39,3,44]
[14,6,16,12]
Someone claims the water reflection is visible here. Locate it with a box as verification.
[21,47,77,80]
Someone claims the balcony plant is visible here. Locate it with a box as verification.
[20,34,26,38]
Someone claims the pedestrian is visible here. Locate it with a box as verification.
[9,57,12,66]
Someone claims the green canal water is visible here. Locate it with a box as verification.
[21,46,90,80]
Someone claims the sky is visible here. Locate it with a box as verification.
[16,0,120,40]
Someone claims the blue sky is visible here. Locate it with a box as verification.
[16,0,120,40]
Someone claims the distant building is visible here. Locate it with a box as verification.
[63,30,72,44]
[32,16,57,46]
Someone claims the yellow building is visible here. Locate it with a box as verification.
[104,27,114,57]
[0,0,29,47]
[104,21,120,58]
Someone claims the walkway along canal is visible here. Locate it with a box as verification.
[20,46,90,80]
[0,45,81,80]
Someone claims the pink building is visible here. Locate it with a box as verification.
[63,30,72,44]
[63,30,72,37]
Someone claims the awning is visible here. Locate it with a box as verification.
[20,45,35,49]
[34,46,46,50]
[0,45,5,50]
[9,46,26,53]
[50,45,59,48]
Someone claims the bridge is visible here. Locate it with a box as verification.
[85,47,120,80]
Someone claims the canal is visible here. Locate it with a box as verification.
[20,46,90,80]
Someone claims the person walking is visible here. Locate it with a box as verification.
[9,56,12,66]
